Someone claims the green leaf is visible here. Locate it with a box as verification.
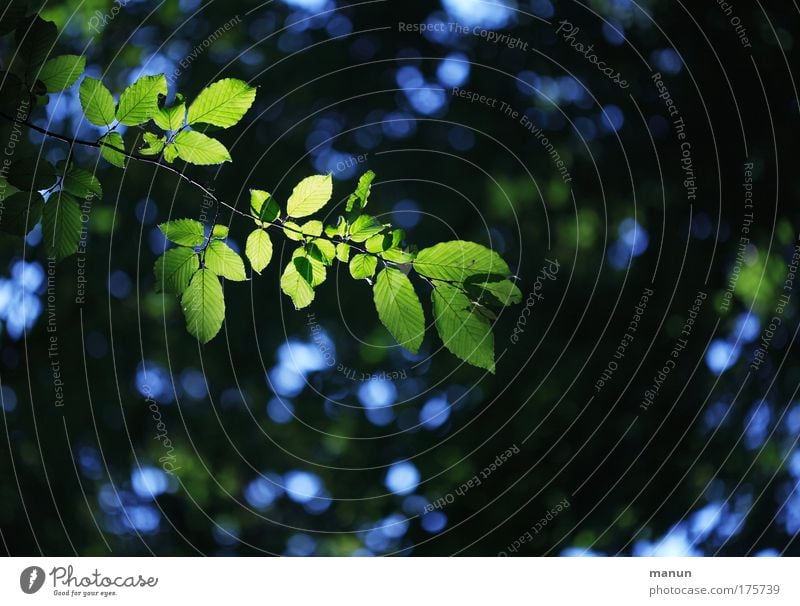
[211,224,229,238]
[245,229,272,274]
[249,189,280,222]
[283,221,303,241]
[204,240,246,281]
[325,216,347,238]
[380,247,415,264]
[187,78,257,127]
[153,96,185,131]
[181,268,225,343]
[62,168,102,200]
[349,253,377,280]
[36,55,85,92]
[154,247,198,294]
[99,132,126,168]
[43,191,83,261]
[286,174,332,218]
[79,77,116,126]
[300,220,323,236]
[116,74,167,126]
[335,242,350,262]
[373,268,425,353]
[432,283,495,372]
[365,232,392,253]
[0,191,43,235]
[6,157,56,191]
[16,16,57,69]
[348,214,384,242]
[163,144,178,163]
[346,170,375,212]
[390,229,405,248]
[171,130,231,165]
[414,240,511,282]
[470,278,522,306]
[139,132,166,156]
[280,258,315,310]
[0,177,19,201]
[293,248,326,286]
[307,239,335,265]
[159,219,205,246]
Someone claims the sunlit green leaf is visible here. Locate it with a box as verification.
[79,77,116,127]
[171,130,231,165]
[286,174,332,218]
[159,219,205,246]
[348,214,384,242]
[204,240,246,281]
[187,78,257,128]
[432,283,495,372]
[346,170,375,212]
[37,55,85,92]
[373,267,425,353]
[154,247,198,294]
[365,232,392,253]
[336,242,351,262]
[470,278,523,306]
[250,189,280,223]
[280,258,315,309]
[211,224,229,238]
[380,248,416,264]
[308,239,335,265]
[414,240,510,282]
[163,144,178,163]
[116,74,167,126]
[139,132,165,156]
[325,216,347,238]
[181,268,225,343]
[283,221,304,241]
[153,96,185,131]
[245,229,272,274]
[293,247,326,287]
[300,220,323,236]
[349,253,377,280]
[99,132,126,168]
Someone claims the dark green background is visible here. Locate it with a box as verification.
[0,0,798,556]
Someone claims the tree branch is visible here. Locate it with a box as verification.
[0,112,394,263]
[0,111,248,219]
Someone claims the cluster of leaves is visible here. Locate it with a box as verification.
[0,8,98,258]
[0,7,521,371]
[79,74,256,167]
[158,171,522,371]
[0,9,255,255]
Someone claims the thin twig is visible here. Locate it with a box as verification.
[0,112,395,264]
[0,111,249,219]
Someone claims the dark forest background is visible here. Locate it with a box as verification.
[1,0,799,556]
